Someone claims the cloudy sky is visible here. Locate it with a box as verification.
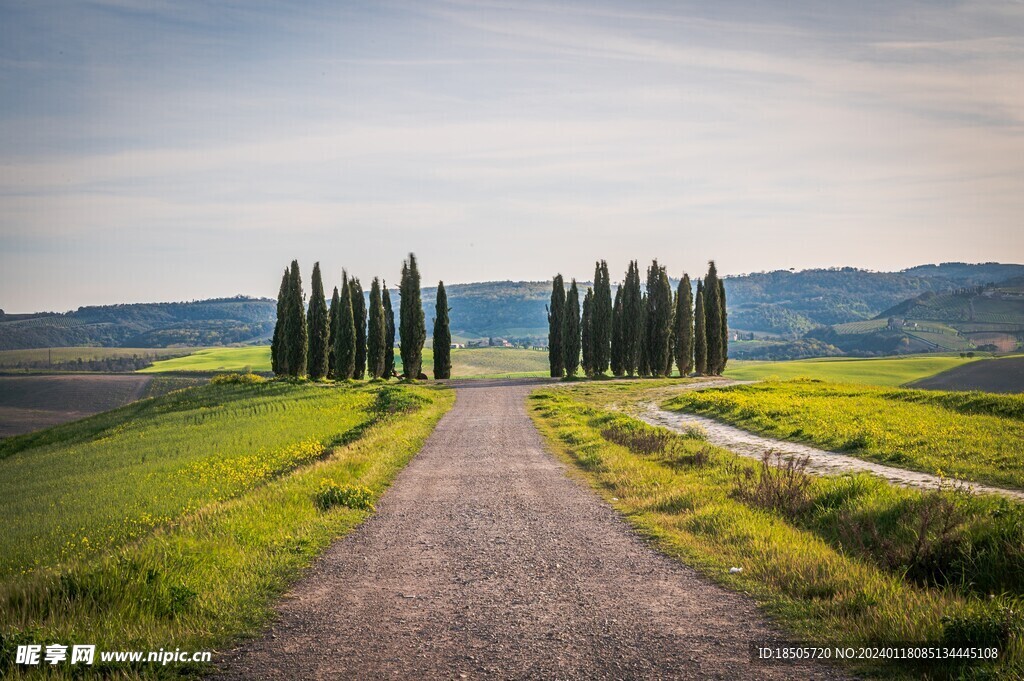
[1,0,1022,311]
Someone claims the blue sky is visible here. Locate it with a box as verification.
[1,0,1022,311]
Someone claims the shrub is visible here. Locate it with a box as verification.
[211,372,266,385]
[942,601,1023,649]
[314,481,375,511]
[734,451,813,518]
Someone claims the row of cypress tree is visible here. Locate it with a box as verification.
[271,253,450,380]
[548,260,728,378]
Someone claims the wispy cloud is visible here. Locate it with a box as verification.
[1,0,1022,310]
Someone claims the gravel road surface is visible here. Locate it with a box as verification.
[216,379,844,680]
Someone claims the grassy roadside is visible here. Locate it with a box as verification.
[0,379,454,678]
[664,379,1024,491]
[529,385,1024,679]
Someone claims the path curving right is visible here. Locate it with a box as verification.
[217,378,845,680]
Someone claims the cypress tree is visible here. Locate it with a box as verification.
[399,253,426,378]
[271,268,289,376]
[306,262,330,380]
[349,277,367,379]
[581,287,594,378]
[383,282,395,379]
[592,261,612,376]
[547,275,566,377]
[638,292,650,377]
[563,279,581,378]
[285,260,307,377]
[719,278,729,373]
[367,277,386,379]
[704,261,723,375]
[622,261,643,376]
[335,271,356,380]
[433,281,451,379]
[327,286,340,378]
[610,285,624,376]
[694,280,708,375]
[673,274,694,376]
[644,260,674,377]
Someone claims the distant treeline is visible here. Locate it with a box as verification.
[0,355,171,373]
[548,260,728,378]
[271,253,452,381]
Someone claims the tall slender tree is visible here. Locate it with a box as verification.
[673,274,694,376]
[693,280,708,375]
[592,261,612,376]
[383,282,396,379]
[581,287,594,377]
[644,260,674,377]
[433,281,451,379]
[622,261,643,376]
[327,286,340,378]
[335,271,356,380]
[610,285,624,377]
[399,253,426,378]
[703,261,723,375]
[271,268,289,376]
[719,278,729,373]
[349,277,367,379]
[547,275,566,377]
[367,277,386,379]
[285,260,307,377]
[306,262,330,380]
[638,292,650,377]
[563,279,581,378]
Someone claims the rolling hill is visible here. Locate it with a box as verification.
[3,262,1022,352]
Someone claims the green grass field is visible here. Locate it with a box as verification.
[664,379,1024,490]
[0,378,453,677]
[137,346,271,373]
[723,354,982,386]
[531,384,1024,678]
[142,345,550,378]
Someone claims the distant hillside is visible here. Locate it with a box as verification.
[804,277,1024,356]
[3,263,1022,351]
[0,297,276,350]
[723,263,1024,336]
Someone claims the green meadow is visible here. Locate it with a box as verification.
[0,378,453,678]
[141,345,549,378]
[664,379,1024,490]
[530,383,1024,679]
[723,354,982,386]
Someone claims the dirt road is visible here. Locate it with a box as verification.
[217,379,841,680]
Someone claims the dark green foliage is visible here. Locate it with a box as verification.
[719,278,729,373]
[704,261,723,375]
[621,261,643,376]
[674,273,694,376]
[367,278,386,379]
[694,280,708,375]
[592,261,612,375]
[271,269,289,376]
[383,282,395,379]
[644,260,674,377]
[334,272,356,380]
[433,281,451,379]
[563,279,581,378]
[638,293,650,377]
[306,262,330,380]
[399,253,426,378]
[349,277,367,379]
[610,286,625,377]
[581,288,594,378]
[285,260,307,377]
[327,287,340,378]
[548,275,566,377]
